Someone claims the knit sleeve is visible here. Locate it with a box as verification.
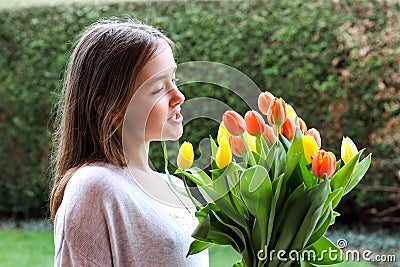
[54,166,115,267]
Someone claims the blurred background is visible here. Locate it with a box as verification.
[0,0,399,266]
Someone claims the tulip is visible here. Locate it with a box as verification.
[217,122,230,145]
[229,135,246,157]
[298,117,307,133]
[177,141,194,169]
[215,135,232,169]
[258,91,274,115]
[306,128,321,149]
[267,97,287,129]
[312,150,337,179]
[341,136,358,164]
[286,103,297,119]
[262,124,277,146]
[246,132,257,152]
[244,110,266,136]
[222,110,246,136]
[303,135,319,164]
[281,117,296,141]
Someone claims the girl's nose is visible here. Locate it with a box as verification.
[170,87,185,107]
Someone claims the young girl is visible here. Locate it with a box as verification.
[49,18,209,266]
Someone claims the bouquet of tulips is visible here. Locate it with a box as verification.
[166,91,371,267]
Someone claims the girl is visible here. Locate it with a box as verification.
[49,18,209,266]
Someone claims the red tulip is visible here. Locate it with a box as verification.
[229,135,246,157]
[298,117,307,133]
[306,128,321,149]
[281,117,295,140]
[258,91,275,115]
[312,150,336,179]
[222,110,246,136]
[244,110,266,136]
[262,124,277,146]
[267,97,287,128]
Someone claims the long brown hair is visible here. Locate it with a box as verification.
[49,18,174,220]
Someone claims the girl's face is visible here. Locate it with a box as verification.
[124,44,185,142]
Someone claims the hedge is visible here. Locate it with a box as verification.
[0,1,399,224]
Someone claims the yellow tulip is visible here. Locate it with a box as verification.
[341,136,358,164]
[215,135,232,169]
[217,122,230,144]
[177,141,194,169]
[303,135,319,164]
[245,132,256,152]
[286,103,297,119]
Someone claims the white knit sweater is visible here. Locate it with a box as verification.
[54,162,209,267]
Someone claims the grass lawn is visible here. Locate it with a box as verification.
[0,230,375,267]
[0,231,54,267]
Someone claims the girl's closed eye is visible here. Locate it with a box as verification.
[152,87,164,95]
[152,78,179,94]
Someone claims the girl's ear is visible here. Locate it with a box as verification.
[94,96,104,116]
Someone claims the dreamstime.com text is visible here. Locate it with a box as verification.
[257,238,397,264]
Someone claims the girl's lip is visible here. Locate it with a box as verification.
[168,111,183,124]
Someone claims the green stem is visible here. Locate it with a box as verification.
[240,133,257,166]
[182,173,201,210]
[256,134,266,158]
[224,175,239,215]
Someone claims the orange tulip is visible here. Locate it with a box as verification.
[281,117,295,141]
[306,128,321,149]
[267,97,287,128]
[258,91,274,115]
[298,117,307,133]
[262,124,277,146]
[244,110,266,136]
[312,150,337,179]
[222,110,246,136]
[229,135,246,157]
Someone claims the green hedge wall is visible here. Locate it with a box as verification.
[0,1,399,223]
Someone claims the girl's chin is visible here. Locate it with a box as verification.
[153,126,183,142]
[166,127,183,141]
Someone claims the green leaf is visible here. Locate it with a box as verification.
[269,183,307,253]
[186,240,214,257]
[322,187,342,215]
[299,156,314,188]
[290,180,330,250]
[344,153,371,195]
[199,184,249,232]
[195,203,219,222]
[306,204,333,246]
[239,165,272,250]
[267,174,284,248]
[233,261,244,267]
[300,261,316,267]
[175,168,209,187]
[331,187,344,209]
[279,133,291,152]
[272,140,287,180]
[303,235,343,265]
[176,167,213,186]
[284,131,304,181]
[330,149,365,192]
[259,142,277,173]
[211,210,249,254]
[191,214,242,252]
